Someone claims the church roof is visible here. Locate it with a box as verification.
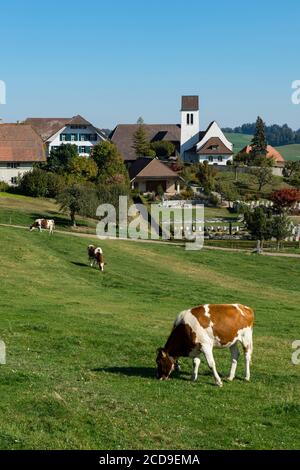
[110,124,181,161]
[181,96,199,111]
[197,137,233,155]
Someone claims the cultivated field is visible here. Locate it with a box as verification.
[0,225,299,450]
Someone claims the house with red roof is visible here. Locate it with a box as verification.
[0,124,46,185]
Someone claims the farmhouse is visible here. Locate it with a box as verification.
[239,144,285,163]
[0,124,46,184]
[23,115,106,157]
[111,95,233,166]
[129,157,181,194]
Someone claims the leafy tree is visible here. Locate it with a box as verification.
[19,169,65,198]
[150,141,175,159]
[216,180,239,203]
[195,162,218,193]
[132,121,151,157]
[57,184,99,226]
[244,206,273,251]
[91,141,129,186]
[270,214,292,250]
[283,161,300,178]
[19,168,48,197]
[250,162,273,191]
[251,117,267,158]
[68,155,98,182]
[47,144,78,173]
[270,188,300,213]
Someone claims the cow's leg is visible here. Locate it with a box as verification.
[100,262,104,272]
[174,360,181,372]
[191,357,201,382]
[203,346,223,387]
[227,343,240,381]
[242,329,253,381]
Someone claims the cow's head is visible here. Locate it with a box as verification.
[29,224,34,231]
[156,348,174,380]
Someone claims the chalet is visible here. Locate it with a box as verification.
[129,157,181,195]
[111,96,233,166]
[0,124,46,184]
[23,115,106,157]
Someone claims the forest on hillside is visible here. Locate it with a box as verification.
[222,123,300,147]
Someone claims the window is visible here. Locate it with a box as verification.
[7,162,20,169]
[71,134,78,141]
[11,177,18,184]
[80,146,86,153]
[80,134,86,141]
[61,134,66,141]
[208,156,213,162]
[218,156,223,162]
[190,113,194,125]
[186,113,190,125]
[211,145,219,150]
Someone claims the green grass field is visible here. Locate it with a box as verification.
[225,133,300,161]
[0,224,299,450]
[275,144,300,161]
[224,133,252,154]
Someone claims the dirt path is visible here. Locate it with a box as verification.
[1,223,300,259]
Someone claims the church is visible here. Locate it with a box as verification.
[111,95,233,166]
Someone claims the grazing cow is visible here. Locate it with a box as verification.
[87,245,104,272]
[156,304,254,387]
[30,219,55,235]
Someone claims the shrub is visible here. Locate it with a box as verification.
[0,181,10,192]
[19,169,48,197]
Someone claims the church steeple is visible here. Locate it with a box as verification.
[180,95,200,157]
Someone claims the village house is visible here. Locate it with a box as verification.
[0,124,46,185]
[111,95,233,166]
[129,157,181,194]
[23,115,106,157]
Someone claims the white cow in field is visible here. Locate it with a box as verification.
[156,304,254,386]
[87,245,105,272]
[30,219,55,235]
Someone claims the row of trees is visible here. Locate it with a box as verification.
[223,122,300,147]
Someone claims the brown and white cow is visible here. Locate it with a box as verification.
[30,219,55,235]
[156,304,254,387]
[87,245,104,272]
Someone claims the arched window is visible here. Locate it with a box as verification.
[191,113,194,125]
[186,113,190,125]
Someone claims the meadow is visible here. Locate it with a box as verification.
[0,224,299,450]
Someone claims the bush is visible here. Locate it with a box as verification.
[18,169,65,198]
[19,169,48,197]
[0,181,10,192]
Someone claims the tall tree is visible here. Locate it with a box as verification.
[270,214,292,250]
[57,184,99,227]
[132,119,152,157]
[244,206,272,252]
[251,116,267,158]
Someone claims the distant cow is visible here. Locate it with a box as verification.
[30,219,55,235]
[88,245,104,272]
[156,304,254,386]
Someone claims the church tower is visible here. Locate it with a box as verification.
[180,95,200,157]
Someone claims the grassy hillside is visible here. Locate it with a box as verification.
[224,133,252,154]
[0,226,299,450]
[224,133,300,161]
[275,144,300,161]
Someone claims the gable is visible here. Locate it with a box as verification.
[196,121,233,153]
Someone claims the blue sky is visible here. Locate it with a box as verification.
[1,0,300,129]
